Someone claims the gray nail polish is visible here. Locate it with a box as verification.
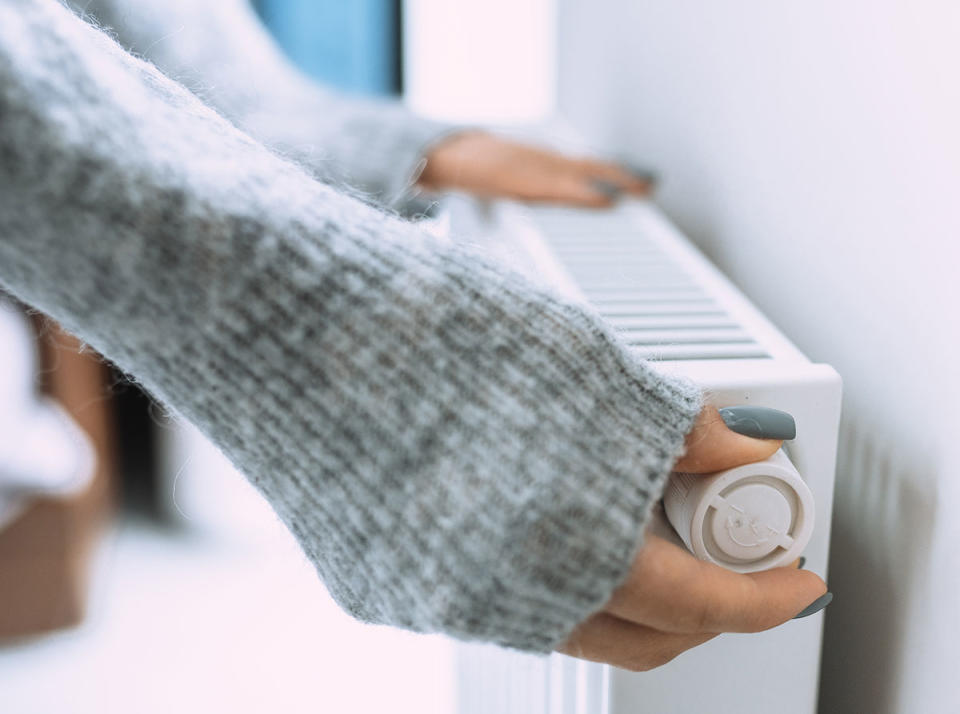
[718,406,797,440]
[793,592,832,619]
[623,164,660,185]
[797,556,806,569]
[590,179,623,199]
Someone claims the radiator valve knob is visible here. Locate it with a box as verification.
[663,449,814,573]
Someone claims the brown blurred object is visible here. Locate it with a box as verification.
[0,318,116,640]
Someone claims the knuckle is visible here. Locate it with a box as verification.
[666,599,709,633]
[687,563,718,632]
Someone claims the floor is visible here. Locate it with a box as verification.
[0,423,455,714]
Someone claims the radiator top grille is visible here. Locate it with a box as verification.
[531,207,771,362]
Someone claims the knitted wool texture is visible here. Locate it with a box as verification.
[0,0,702,652]
[68,0,454,205]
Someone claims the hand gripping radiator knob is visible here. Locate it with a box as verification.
[663,449,814,573]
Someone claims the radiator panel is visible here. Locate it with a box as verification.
[445,200,841,714]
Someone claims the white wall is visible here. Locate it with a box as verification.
[404,0,555,123]
[557,1,960,712]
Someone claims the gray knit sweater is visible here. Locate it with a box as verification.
[69,0,453,205]
[0,0,701,652]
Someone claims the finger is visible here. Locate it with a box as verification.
[605,535,827,634]
[674,404,783,473]
[558,612,718,672]
[517,169,618,207]
[451,172,615,207]
[509,153,630,206]
[575,159,655,196]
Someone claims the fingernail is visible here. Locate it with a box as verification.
[718,406,796,440]
[623,164,660,185]
[590,179,624,199]
[793,591,832,619]
[797,556,806,569]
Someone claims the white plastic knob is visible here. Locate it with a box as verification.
[663,449,814,573]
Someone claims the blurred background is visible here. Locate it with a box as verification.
[254,0,404,96]
[2,0,958,713]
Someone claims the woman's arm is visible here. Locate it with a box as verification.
[65,0,658,209]
[0,0,701,651]
[67,0,454,204]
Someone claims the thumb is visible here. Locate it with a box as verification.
[674,405,794,473]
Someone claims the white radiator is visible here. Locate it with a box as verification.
[446,199,842,714]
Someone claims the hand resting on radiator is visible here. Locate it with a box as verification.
[419,130,656,207]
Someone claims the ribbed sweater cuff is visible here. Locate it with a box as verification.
[457,340,703,652]
[179,239,705,653]
[339,109,461,206]
[247,99,460,208]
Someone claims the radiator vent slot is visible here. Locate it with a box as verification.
[532,208,770,361]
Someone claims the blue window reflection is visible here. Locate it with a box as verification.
[254,0,402,96]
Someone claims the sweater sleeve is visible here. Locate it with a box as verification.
[0,0,701,652]
[66,0,456,205]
